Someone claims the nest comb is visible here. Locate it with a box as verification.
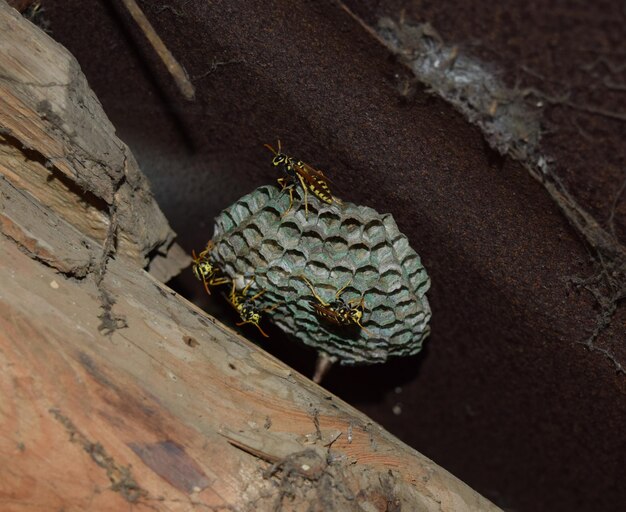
[211,185,431,365]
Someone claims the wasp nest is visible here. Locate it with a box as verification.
[211,185,431,365]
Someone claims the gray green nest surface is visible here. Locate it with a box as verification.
[211,185,431,365]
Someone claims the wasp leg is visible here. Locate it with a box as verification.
[277,178,294,217]
[282,187,294,218]
[296,173,309,218]
[355,320,373,337]
[262,301,282,314]
[297,275,330,307]
[228,280,238,302]
[208,276,230,287]
[247,289,267,303]
[288,187,294,215]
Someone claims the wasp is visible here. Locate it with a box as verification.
[191,241,229,295]
[264,140,338,217]
[228,277,280,338]
[297,276,372,336]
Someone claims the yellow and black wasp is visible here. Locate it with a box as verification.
[228,277,280,338]
[297,276,372,336]
[264,140,338,217]
[191,241,229,295]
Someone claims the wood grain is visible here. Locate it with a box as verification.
[0,233,499,511]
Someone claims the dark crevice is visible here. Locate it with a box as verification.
[0,131,110,212]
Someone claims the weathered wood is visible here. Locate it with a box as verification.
[0,0,186,280]
[0,197,498,511]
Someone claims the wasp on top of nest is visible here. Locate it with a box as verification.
[265,140,341,217]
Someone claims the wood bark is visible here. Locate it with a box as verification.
[0,2,499,510]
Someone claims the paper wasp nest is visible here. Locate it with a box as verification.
[211,185,431,365]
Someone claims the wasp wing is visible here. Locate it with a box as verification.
[311,302,346,325]
[295,161,335,204]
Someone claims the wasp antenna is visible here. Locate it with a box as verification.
[247,289,267,302]
[335,279,353,298]
[211,276,230,287]
[240,276,256,295]
[279,186,294,218]
[263,301,283,314]
[296,274,315,289]
[203,280,212,295]
[192,249,198,261]
[277,138,282,153]
[264,143,277,155]
[255,324,270,338]
[237,321,270,338]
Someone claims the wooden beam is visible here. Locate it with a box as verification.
[0,214,498,511]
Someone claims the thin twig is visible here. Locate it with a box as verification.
[119,0,195,100]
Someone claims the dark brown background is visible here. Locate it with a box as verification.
[25,1,626,510]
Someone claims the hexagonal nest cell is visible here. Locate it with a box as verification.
[210,185,431,365]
